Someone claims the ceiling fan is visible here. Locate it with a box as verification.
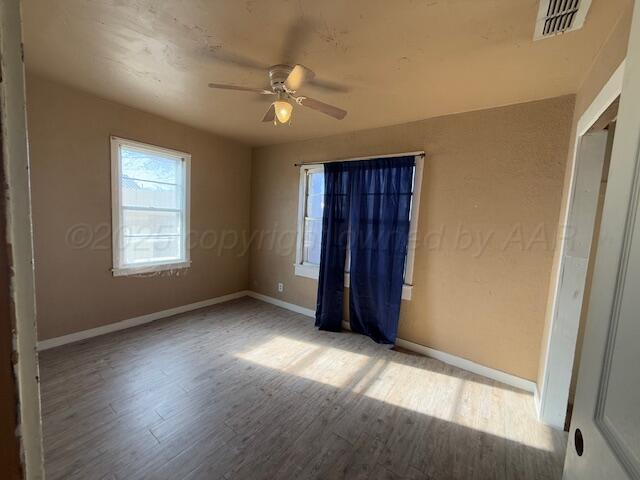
[208,64,347,125]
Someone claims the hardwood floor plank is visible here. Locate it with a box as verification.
[39,298,567,480]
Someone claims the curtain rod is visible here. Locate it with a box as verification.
[293,151,425,167]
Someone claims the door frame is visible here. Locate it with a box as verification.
[0,0,45,477]
[537,60,625,429]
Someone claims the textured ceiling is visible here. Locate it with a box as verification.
[22,0,629,146]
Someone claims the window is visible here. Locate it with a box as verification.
[111,137,190,276]
[294,154,424,300]
[301,166,325,265]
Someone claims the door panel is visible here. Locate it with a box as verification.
[564,2,640,479]
[596,204,640,475]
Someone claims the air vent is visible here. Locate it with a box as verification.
[534,0,592,40]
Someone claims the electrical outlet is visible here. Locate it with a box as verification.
[277,282,284,293]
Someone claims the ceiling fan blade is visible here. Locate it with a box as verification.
[308,78,350,93]
[202,46,269,71]
[208,83,274,95]
[285,64,315,92]
[281,18,315,64]
[262,104,276,122]
[298,96,347,120]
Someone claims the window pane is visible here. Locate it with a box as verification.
[308,171,324,195]
[122,236,181,265]
[122,209,180,236]
[121,146,181,184]
[122,178,180,209]
[114,139,189,271]
[306,193,324,218]
[304,218,322,264]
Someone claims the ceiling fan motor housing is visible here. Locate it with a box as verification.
[208,63,347,121]
[269,64,293,92]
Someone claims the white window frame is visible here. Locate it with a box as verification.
[295,164,325,278]
[110,136,191,276]
[294,152,424,300]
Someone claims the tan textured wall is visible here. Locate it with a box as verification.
[250,96,575,382]
[537,4,633,389]
[26,74,252,341]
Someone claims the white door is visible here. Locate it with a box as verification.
[563,2,640,479]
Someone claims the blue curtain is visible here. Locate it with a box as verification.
[315,156,415,344]
[348,157,414,343]
[315,162,351,332]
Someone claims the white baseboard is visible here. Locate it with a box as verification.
[37,290,250,351]
[338,320,535,393]
[394,337,536,393]
[246,291,316,318]
[38,288,538,395]
[248,292,536,393]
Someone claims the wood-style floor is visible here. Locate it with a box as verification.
[39,297,567,480]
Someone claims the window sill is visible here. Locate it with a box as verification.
[294,263,321,280]
[294,263,413,300]
[112,261,191,277]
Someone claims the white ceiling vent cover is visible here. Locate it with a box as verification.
[534,0,593,40]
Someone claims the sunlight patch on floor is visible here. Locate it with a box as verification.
[235,335,558,452]
[448,376,557,452]
[236,336,370,388]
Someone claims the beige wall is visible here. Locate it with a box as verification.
[537,4,633,389]
[26,74,252,341]
[27,1,630,381]
[250,95,575,382]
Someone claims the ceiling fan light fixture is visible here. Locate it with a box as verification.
[273,99,293,124]
[208,63,347,124]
